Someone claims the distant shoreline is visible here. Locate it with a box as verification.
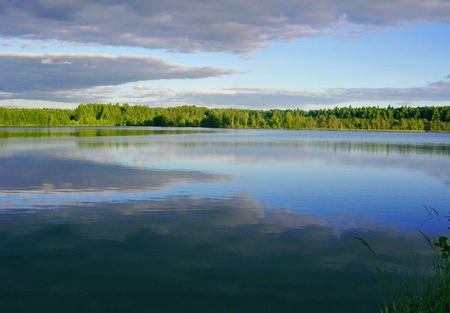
[1,103,449,132]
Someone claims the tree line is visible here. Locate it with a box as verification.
[0,103,449,131]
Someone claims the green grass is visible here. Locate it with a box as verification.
[356,209,450,313]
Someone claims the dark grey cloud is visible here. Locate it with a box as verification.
[0,52,238,97]
[1,0,450,55]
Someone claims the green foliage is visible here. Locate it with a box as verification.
[436,216,450,261]
[436,236,450,259]
[1,104,449,131]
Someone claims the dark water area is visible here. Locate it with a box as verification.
[0,127,449,312]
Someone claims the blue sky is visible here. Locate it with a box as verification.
[0,0,449,110]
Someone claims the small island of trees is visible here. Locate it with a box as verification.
[0,103,449,132]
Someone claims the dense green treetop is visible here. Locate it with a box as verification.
[0,103,449,132]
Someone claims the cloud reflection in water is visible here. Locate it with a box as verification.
[0,194,436,313]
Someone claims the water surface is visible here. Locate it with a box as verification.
[0,127,449,312]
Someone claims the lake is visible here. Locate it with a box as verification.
[0,127,449,312]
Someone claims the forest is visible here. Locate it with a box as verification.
[0,103,449,131]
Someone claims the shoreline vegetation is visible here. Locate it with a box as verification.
[358,208,450,312]
[0,103,449,132]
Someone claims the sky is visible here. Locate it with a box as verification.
[0,0,450,110]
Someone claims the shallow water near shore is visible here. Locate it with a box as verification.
[0,127,449,312]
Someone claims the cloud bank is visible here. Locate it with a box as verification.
[1,0,450,55]
[130,79,450,109]
[0,52,238,102]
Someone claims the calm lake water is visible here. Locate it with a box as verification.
[0,127,449,312]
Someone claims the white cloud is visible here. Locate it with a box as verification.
[20,40,50,49]
[40,58,72,65]
[134,84,152,91]
[0,91,16,98]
